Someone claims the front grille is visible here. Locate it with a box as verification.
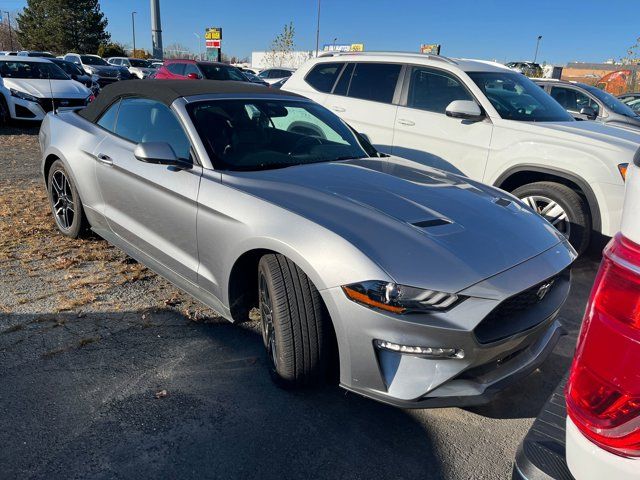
[37,98,87,113]
[474,271,565,344]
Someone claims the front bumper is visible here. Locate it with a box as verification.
[320,241,575,408]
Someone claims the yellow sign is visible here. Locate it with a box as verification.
[205,27,222,41]
[350,43,364,52]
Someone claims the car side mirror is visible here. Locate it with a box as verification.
[134,142,191,169]
[187,73,202,80]
[445,100,484,121]
[579,106,597,120]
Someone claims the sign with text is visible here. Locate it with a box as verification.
[322,43,364,52]
[206,39,221,48]
[205,27,222,41]
[420,44,441,55]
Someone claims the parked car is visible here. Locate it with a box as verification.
[48,58,100,96]
[513,158,640,479]
[40,80,576,406]
[618,92,640,105]
[63,53,132,87]
[506,61,543,78]
[154,59,249,82]
[242,70,269,86]
[17,51,56,58]
[270,77,288,89]
[283,52,640,254]
[535,78,640,129]
[0,56,92,124]
[107,57,156,79]
[0,51,17,56]
[257,67,295,85]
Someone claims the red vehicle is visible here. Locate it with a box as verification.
[154,59,249,82]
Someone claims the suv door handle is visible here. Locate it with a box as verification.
[97,153,113,165]
[331,106,346,112]
[397,119,415,126]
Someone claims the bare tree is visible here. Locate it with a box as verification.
[0,11,22,51]
[264,22,295,68]
[622,37,640,65]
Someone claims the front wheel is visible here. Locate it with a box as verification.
[47,160,89,238]
[513,181,591,254]
[258,254,330,388]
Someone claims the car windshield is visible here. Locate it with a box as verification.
[583,85,640,119]
[468,71,574,122]
[187,99,374,171]
[198,64,247,81]
[0,60,69,80]
[129,58,150,67]
[54,60,84,76]
[81,55,108,66]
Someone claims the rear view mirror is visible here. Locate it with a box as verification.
[445,100,484,121]
[134,142,191,169]
[579,106,597,120]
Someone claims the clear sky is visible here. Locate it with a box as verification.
[3,0,638,64]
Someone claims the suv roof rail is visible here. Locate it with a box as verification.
[317,51,459,65]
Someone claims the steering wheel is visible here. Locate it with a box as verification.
[486,94,515,116]
[288,136,323,156]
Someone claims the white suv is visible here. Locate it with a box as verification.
[283,52,640,253]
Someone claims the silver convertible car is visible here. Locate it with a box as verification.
[40,80,576,407]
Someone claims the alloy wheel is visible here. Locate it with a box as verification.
[259,273,277,369]
[51,170,75,230]
[521,195,570,238]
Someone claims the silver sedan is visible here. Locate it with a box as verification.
[40,80,576,407]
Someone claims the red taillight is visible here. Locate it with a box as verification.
[566,233,640,457]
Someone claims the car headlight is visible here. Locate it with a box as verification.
[84,66,95,74]
[10,88,39,103]
[342,281,461,314]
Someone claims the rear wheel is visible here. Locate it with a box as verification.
[0,95,10,126]
[258,254,329,388]
[513,181,591,254]
[47,160,89,238]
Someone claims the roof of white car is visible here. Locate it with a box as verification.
[0,56,53,63]
[315,52,510,73]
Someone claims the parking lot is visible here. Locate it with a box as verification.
[0,125,601,479]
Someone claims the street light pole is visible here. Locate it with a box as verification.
[3,11,13,51]
[315,0,321,57]
[131,11,137,57]
[533,35,542,63]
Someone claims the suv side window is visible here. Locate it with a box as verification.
[114,98,193,161]
[408,67,474,113]
[97,100,121,132]
[333,63,354,96]
[183,63,201,78]
[166,63,186,76]
[550,86,600,115]
[347,63,401,104]
[305,62,343,93]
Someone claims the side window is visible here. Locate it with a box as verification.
[115,98,193,162]
[122,59,130,67]
[111,59,120,65]
[184,63,201,77]
[305,62,343,93]
[97,100,121,132]
[407,67,473,113]
[550,87,599,115]
[166,63,186,76]
[333,63,354,96]
[347,63,401,104]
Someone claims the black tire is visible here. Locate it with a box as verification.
[0,95,10,126]
[258,253,329,388]
[47,159,89,238]
[512,181,591,254]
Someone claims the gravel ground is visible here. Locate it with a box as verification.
[0,125,600,479]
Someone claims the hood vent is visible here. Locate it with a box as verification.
[412,218,451,228]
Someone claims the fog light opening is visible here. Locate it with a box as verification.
[374,339,465,359]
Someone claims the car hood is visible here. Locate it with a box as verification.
[222,156,567,293]
[513,119,640,152]
[131,67,155,74]
[3,78,89,97]
[86,65,121,75]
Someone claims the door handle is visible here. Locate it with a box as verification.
[331,106,346,112]
[96,153,113,165]
[397,119,415,126]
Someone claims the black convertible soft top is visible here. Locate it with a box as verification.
[78,79,301,123]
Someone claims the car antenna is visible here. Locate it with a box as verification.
[47,73,56,115]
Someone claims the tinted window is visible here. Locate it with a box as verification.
[97,100,120,132]
[110,58,121,65]
[115,98,192,161]
[199,63,247,81]
[80,55,108,66]
[468,71,573,122]
[0,60,68,80]
[550,87,599,115]
[166,63,186,76]
[583,84,639,119]
[184,63,201,77]
[333,63,354,96]
[347,63,401,103]
[408,67,473,113]
[305,62,343,92]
